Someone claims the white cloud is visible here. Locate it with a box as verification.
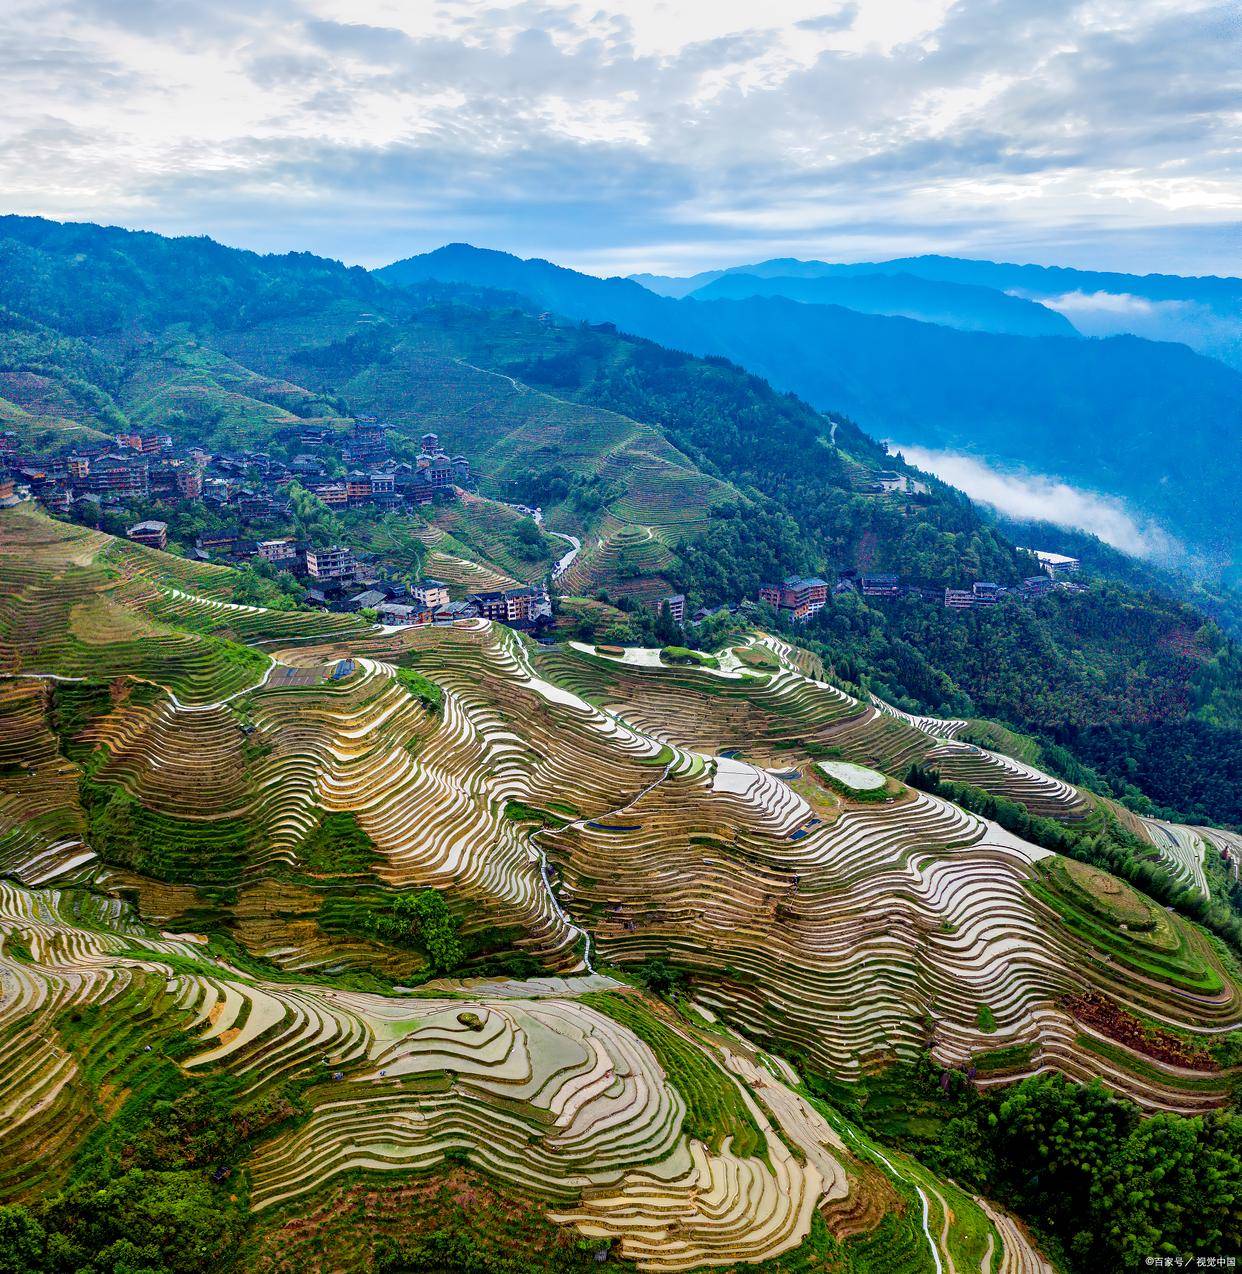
[894,444,1180,560]
[0,0,1238,271]
[1035,290,1185,319]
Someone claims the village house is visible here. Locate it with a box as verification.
[759,576,829,620]
[257,537,298,564]
[467,583,550,628]
[1022,548,1081,577]
[376,600,433,626]
[127,520,168,550]
[312,481,349,507]
[305,545,357,582]
[859,573,900,598]
[411,578,451,611]
[86,453,149,501]
[175,465,203,498]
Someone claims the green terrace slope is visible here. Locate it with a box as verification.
[1,512,1240,1270]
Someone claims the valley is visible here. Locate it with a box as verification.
[0,217,1239,1273]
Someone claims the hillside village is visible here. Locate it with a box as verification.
[0,419,557,631]
[758,553,1081,622]
[0,411,1085,639]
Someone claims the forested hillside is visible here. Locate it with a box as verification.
[637,252,1242,371]
[381,243,1242,572]
[690,270,1076,336]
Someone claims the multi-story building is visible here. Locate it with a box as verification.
[342,419,389,465]
[305,545,357,581]
[944,588,975,609]
[661,593,686,624]
[67,454,91,481]
[972,582,1002,605]
[127,520,168,550]
[411,578,450,611]
[1022,549,1081,578]
[313,482,349,507]
[758,576,829,620]
[175,466,203,498]
[148,460,180,496]
[257,538,298,564]
[345,472,373,503]
[368,471,394,496]
[416,451,453,489]
[860,573,900,598]
[195,531,239,556]
[1020,575,1053,597]
[40,485,72,515]
[117,432,169,455]
[86,453,149,500]
[467,583,549,626]
[376,601,432,626]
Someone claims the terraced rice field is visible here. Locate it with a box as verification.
[0,510,1235,1271]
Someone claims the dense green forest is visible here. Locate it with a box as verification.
[791,587,1242,825]
[805,1059,1242,1271]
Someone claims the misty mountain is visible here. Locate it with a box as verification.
[379,243,1242,574]
[639,253,1242,369]
[689,270,1076,336]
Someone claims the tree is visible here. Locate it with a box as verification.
[0,1206,46,1274]
[369,890,464,972]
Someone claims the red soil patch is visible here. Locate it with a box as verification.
[1066,993,1217,1070]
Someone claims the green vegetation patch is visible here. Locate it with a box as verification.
[79,776,253,890]
[394,666,443,711]
[297,811,382,876]
[504,800,570,830]
[659,645,719,669]
[579,990,767,1159]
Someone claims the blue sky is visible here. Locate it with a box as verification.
[4,0,1240,275]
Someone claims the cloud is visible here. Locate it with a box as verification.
[0,0,1239,273]
[894,445,1180,560]
[1036,290,1188,319]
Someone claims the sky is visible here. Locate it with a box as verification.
[3,0,1240,275]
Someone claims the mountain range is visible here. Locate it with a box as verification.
[634,253,1242,370]
[383,244,1242,578]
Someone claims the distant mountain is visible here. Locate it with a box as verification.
[630,269,724,298]
[381,243,1242,574]
[690,270,1076,337]
[638,253,1242,369]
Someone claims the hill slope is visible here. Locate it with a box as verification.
[2,218,1241,828]
[690,269,1077,337]
[1,508,1240,1271]
[638,253,1242,371]
[382,244,1242,572]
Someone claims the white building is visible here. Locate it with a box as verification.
[1022,549,1081,578]
[305,545,357,580]
[257,538,298,564]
